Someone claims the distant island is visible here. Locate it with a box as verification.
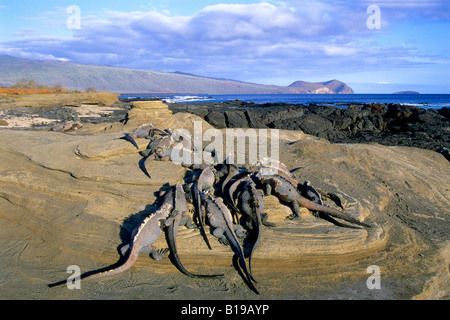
[0,55,354,94]
[393,91,420,94]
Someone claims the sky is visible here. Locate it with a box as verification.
[0,0,449,93]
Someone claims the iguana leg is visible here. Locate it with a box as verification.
[263,183,272,196]
[261,213,276,227]
[212,228,229,245]
[241,216,253,230]
[287,201,302,220]
[234,225,247,239]
[119,226,139,255]
[120,244,130,256]
[147,246,169,261]
[164,216,175,227]
[180,215,196,229]
[140,149,151,157]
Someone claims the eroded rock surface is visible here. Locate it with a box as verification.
[0,100,448,299]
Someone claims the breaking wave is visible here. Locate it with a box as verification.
[162,95,213,103]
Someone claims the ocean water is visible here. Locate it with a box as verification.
[119,93,450,109]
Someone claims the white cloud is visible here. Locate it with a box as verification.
[1,1,447,82]
[321,44,358,56]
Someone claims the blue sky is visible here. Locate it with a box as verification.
[0,0,449,93]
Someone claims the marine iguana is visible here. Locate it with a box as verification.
[299,181,361,229]
[141,134,173,157]
[253,170,370,228]
[164,184,224,278]
[234,179,266,282]
[200,192,258,294]
[252,161,359,228]
[170,128,204,153]
[219,164,248,224]
[140,135,176,178]
[77,186,177,283]
[119,123,167,149]
[191,167,216,250]
[141,145,211,178]
[227,172,275,228]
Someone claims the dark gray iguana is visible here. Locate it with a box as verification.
[119,123,168,149]
[299,181,361,229]
[233,178,266,282]
[164,184,224,278]
[200,192,259,294]
[76,186,177,283]
[218,165,273,281]
[140,135,176,178]
[142,145,212,178]
[226,172,275,228]
[253,170,370,228]
[190,166,216,250]
[252,161,361,228]
[219,164,248,224]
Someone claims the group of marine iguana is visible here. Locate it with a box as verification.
[50,124,370,294]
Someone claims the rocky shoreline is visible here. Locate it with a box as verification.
[169,100,450,160]
[0,92,128,130]
[1,94,449,159]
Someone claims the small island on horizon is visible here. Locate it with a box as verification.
[393,91,420,94]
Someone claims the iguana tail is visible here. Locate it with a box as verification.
[298,196,370,228]
[246,182,262,283]
[165,220,224,279]
[224,228,259,295]
[140,155,153,178]
[117,133,139,149]
[81,251,139,282]
[192,180,212,250]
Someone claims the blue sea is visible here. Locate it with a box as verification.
[119,93,450,109]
